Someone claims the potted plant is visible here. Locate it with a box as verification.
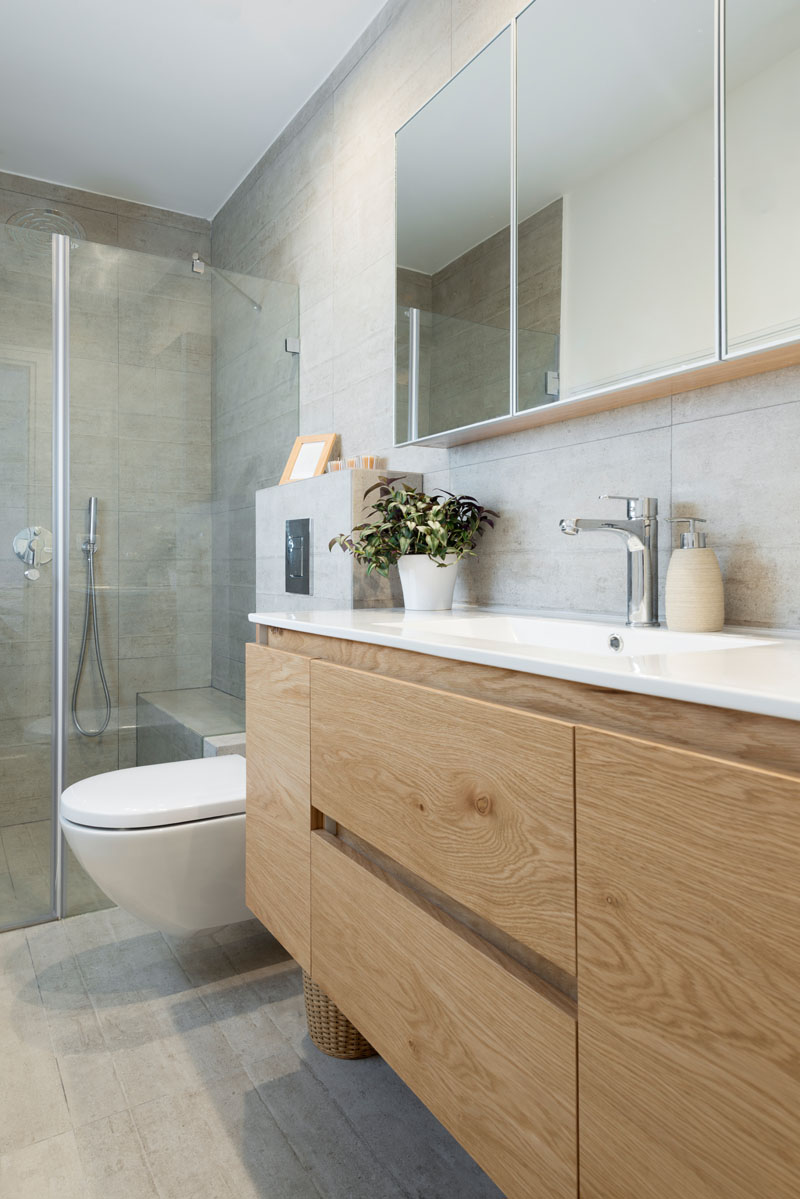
[329,477,498,610]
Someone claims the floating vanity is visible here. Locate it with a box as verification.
[245,608,800,1199]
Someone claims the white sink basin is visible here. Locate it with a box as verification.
[374,614,776,658]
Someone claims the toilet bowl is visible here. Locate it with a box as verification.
[60,755,251,936]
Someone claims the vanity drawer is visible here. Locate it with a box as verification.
[311,831,577,1199]
[310,660,576,972]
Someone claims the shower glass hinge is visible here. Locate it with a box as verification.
[285,337,301,355]
[545,370,560,398]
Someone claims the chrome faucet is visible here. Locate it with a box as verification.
[559,495,659,627]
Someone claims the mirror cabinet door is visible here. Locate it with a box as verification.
[395,28,512,442]
[725,0,800,356]
[518,0,717,404]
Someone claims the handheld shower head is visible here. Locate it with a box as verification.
[87,497,98,548]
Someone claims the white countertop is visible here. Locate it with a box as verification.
[248,606,800,722]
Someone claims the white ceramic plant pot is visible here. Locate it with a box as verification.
[397,553,459,611]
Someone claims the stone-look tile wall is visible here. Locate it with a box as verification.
[213,0,800,633]
[0,170,210,261]
[255,470,421,614]
[0,175,212,858]
[431,366,800,629]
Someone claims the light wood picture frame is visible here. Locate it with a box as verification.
[279,434,337,485]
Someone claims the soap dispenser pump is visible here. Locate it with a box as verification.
[664,517,724,633]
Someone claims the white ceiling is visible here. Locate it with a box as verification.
[0,0,388,219]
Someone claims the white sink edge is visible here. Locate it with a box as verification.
[247,607,800,723]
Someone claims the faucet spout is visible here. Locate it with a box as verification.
[561,517,646,554]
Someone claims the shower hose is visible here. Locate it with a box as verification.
[71,547,111,737]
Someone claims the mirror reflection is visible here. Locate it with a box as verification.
[395,28,511,441]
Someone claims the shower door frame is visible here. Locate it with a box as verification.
[50,232,70,921]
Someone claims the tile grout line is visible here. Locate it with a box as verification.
[447,416,674,473]
[669,391,800,428]
[22,927,77,1155]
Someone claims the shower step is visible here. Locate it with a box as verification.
[136,686,245,767]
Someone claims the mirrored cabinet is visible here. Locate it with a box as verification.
[395,0,800,447]
[396,28,511,442]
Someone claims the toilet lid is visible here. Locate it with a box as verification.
[61,755,247,830]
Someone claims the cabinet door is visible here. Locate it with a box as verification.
[245,644,313,971]
[310,660,576,973]
[576,727,800,1199]
[517,0,716,402]
[312,831,577,1199]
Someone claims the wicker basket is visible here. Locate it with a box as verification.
[302,971,377,1059]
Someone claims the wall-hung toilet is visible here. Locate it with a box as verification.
[60,755,251,936]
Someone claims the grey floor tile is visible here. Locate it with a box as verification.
[105,987,243,1108]
[0,923,34,982]
[74,1110,160,1199]
[196,971,290,1066]
[0,950,53,1054]
[219,926,290,976]
[248,1052,407,1199]
[0,1129,84,1199]
[250,962,309,1052]
[57,1046,128,1127]
[131,1069,320,1199]
[299,1048,504,1199]
[1,905,503,1197]
[0,1043,72,1155]
[168,939,249,986]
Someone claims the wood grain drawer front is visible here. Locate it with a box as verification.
[576,727,800,1199]
[246,644,313,972]
[311,832,577,1199]
[310,661,576,973]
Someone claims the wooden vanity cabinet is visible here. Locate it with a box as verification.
[576,727,800,1199]
[247,628,800,1199]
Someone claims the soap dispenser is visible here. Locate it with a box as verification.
[664,517,724,633]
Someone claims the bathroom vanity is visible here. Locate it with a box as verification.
[245,610,800,1199]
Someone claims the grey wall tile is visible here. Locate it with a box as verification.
[671,399,800,626]
[116,216,209,262]
[672,363,800,424]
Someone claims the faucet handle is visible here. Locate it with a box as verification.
[599,495,658,518]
